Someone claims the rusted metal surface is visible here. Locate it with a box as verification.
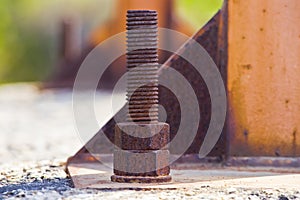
[67,153,300,188]
[111,175,172,183]
[67,153,300,169]
[226,157,300,168]
[227,0,300,156]
[67,158,300,189]
[115,123,170,150]
[67,6,226,167]
[126,10,159,123]
[67,0,300,176]
[113,149,170,176]
[158,3,228,155]
[111,10,171,183]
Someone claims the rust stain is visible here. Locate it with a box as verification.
[269,66,273,70]
[285,99,290,104]
[241,64,252,70]
[243,130,249,139]
[293,129,297,155]
[275,149,280,157]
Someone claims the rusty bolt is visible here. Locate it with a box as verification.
[126,10,159,123]
[111,10,171,183]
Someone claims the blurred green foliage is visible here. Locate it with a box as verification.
[177,0,223,29]
[0,0,222,83]
[0,0,56,83]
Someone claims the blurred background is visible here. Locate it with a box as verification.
[0,0,222,164]
[0,0,222,84]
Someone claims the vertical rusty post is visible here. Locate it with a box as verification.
[227,0,300,157]
[111,10,171,183]
[61,17,82,62]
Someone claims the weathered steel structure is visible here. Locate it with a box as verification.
[66,0,300,187]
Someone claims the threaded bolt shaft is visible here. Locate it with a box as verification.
[126,10,159,123]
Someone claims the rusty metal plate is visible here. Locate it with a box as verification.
[67,154,300,189]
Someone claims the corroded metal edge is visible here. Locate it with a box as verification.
[226,157,300,168]
[111,175,172,183]
[67,154,300,170]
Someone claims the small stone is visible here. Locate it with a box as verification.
[201,185,210,188]
[0,175,5,180]
[227,187,237,194]
[279,195,289,200]
[185,192,194,196]
[16,191,26,198]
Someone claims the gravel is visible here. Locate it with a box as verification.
[0,83,299,199]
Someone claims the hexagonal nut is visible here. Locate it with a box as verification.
[113,149,170,176]
[115,122,169,150]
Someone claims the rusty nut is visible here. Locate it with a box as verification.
[113,149,170,176]
[114,122,169,150]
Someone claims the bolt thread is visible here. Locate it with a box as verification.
[126,10,159,123]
